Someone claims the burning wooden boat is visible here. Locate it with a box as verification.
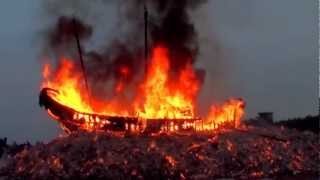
[38,45,244,134]
[39,86,244,134]
[39,88,204,133]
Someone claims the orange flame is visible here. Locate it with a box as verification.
[135,46,197,119]
[42,58,91,113]
[41,45,245,131]
[204,99,245,130]
[42,64,51,79]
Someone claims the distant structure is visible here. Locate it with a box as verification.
[318,97,320,116]
[258,112,274,124]
[245,112,274,127]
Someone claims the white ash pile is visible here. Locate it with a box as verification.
[0,126,319,179]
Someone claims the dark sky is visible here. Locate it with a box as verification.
[0,0,318,142]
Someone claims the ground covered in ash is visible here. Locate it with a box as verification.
[0,126,319,179]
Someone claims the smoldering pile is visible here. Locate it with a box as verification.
[0,126,319,179]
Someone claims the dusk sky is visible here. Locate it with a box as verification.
[0,0,317,142]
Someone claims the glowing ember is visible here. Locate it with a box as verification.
[41,45,245,132]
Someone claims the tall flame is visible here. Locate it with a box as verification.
[136,46,198,119]
[41,45,245,130]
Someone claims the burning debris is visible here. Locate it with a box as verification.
[39,0,245,133]
[0,126,319,179]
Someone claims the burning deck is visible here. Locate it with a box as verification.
[39,88,207,134]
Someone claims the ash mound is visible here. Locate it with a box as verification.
[0,126,319,179]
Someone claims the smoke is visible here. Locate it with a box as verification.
[119,0,207,80]
[42,0,208,99]
[148,0,204,69]
[48,16,92,55]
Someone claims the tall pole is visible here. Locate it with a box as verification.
[72,18,91,104]
[144,5,148,73]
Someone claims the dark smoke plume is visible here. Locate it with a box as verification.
[43,0,207,98]
[43,16,92,62]
[49,16,92,50]
[148,0,204,70]
[150,0,207,83]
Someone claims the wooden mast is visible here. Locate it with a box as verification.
[72,18,91,104]
[144,5,148,73]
